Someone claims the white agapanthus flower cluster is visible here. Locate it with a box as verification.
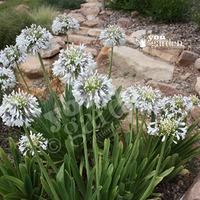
[0,89,41,127]
[19,131,48,156]
[73,71,115,108]
[16,24,52,55]
[53,44,96,84]
[0,67,16,91]
[52,14,80,35]
[100,25,126,47]
[122,85,162,113]
[147,94,200,143]
[0,45,26,68]
[147,114,187,143]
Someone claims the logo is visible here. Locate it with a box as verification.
[136,34,184,49]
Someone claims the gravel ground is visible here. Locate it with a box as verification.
[156,157,200,200]
[103,10,200,54]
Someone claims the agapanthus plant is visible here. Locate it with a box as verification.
[0,67,16,91]
[100,25,126,78]
[0,45,26,68]
[16,24,52,55]
[19,131,48,156]
[53,44,96,84]
[0,89,41,127]
[52,14,79,46]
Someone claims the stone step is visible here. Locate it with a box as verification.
[19,55,53,79]
[113,46,174,81]
[68,34,98,45]
[77,27,102,37]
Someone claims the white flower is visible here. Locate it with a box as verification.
[121,86,140,110]
[53,44,96,84]
[19,131,48,156]
[52,14,80,35]
[147,115,187,143]
[122,85,162,113]
[16,24,52,55]
[0,45,26,68]
[100,25,126,47]
[72,71,115,108]
[0,67,16,91]
[0,89,41,127]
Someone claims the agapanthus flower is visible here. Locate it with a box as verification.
[155,95,200,119]
[121,86,140,110]
[16,24,52,55]
[52,14,80,35]
[19,131,48,156]
[0,67,16,91]
[0,89,41,127]
[122,85,162,113]
[53,44,96,84]
[0,45,26,68]
[100,25,126,47]
[147,115,187,143]
[72,71,115,108]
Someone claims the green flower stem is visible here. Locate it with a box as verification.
[79,106,90,180]
[38,52,52,93]
[15,62,30,93]
[38,52,68,122]
[23,126,59,200]
[92,106,100,200]
[136,108,139,134]
[140,138,167,200]
[108,46,114,78]
[65,34,69,49]
[130,108,134,144]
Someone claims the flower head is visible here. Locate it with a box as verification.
[19,131,48,156]
[147,115,187,143]
[0,45,26,68]
[52,14,80,35]
[53,44,96,84]
[100,25,126,47]
[121,86,140,110]
[73,71,115,108]
[0,89,41,127]
[122,85,162,113]
[16,24,52,55]
[0,67,16,91]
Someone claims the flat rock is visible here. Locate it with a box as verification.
[147,80,182,96]
[194,58,200,70]
[195,77,200,96]
[87,28,102,37]
[68,13,86,23]
[178,50,199,67]
[143,47,183,63]
[68,34,96,45]
[83,19,99,27]
[40,37,63,59]
[97,46,110,65]
[80,2,101,18]
[20,55,53,79]
[191,106,200,122]
[126,30,147,47]
[117,17,132,29]
[113,46,174,81]
[77,27,90,35]
[183,173,200,200]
